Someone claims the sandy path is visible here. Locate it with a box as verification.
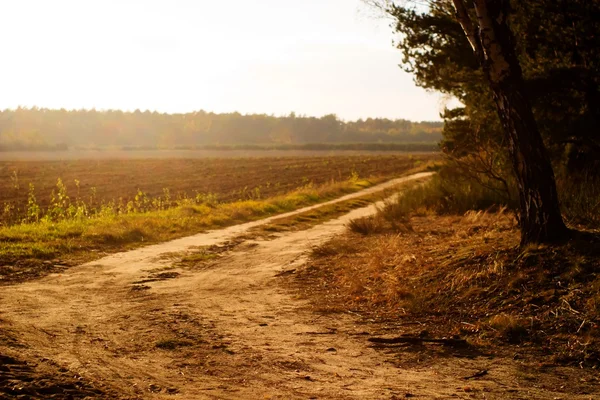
[0,172,595,399]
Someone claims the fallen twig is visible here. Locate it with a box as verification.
[298,328,337,335]
[34,326,57,338]
[274,268,296,277]
[463,370,488,380]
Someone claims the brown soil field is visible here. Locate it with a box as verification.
[0,154,436,214]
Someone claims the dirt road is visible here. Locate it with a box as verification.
[0,172,596,399]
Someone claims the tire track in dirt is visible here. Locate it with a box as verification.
[1,171,593,399]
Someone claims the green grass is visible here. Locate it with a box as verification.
[0,176,378,265]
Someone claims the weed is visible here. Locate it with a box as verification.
[47,178,71,221]
[10,170,20,191]
[194,192,218,208]
[26,184,40,223]
[2,203,15,225]
[133,189,150,213]
[162,188,172,209]
[89,186,97,208]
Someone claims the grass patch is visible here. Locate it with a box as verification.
[380,166,516,216]
[488,313,529,344]
[180,251,220,263]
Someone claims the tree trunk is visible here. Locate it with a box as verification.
[456,0,568,245]
[491,81,568,245]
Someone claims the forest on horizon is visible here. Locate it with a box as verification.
[0,108,443,151]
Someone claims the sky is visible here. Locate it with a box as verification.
[1,0,448,121]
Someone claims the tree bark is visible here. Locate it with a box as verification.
[453,0,568,245]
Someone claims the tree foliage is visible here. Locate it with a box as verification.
[387,0,600,174]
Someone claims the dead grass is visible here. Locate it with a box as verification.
[299,209,600,367]
[347,216,386,235]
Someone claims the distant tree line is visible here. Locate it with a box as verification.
[0,108,443,151]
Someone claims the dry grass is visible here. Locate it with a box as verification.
[347,215,387,235]
[299,209,600,366]
[314,211,519,308]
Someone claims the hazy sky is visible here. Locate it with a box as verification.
[2,0,447,121]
